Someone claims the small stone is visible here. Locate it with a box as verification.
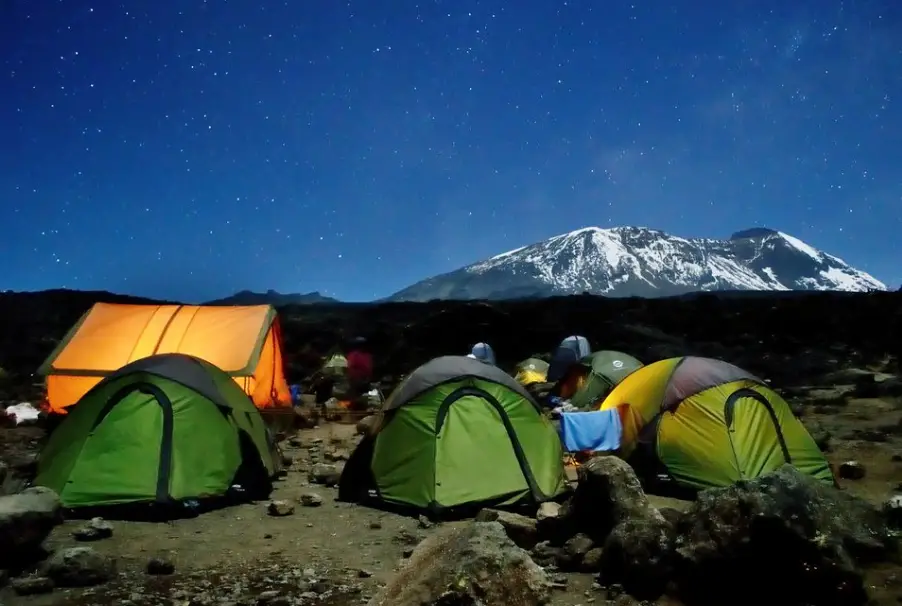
[838,460,866,480]
[308,463,341,486]
[417,515,433,529]
[369,521,383,530]
[267,500,295,516]
[72,517,113,542]
[146,557,175,575]
[300,492,323,507]
[11,576,54,595]
[884,494,902,527]
[357,569,373,578]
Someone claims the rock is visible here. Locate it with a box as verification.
[368,521,551,606]
[267,500,295,516]
[567,456,671,599]
[324,448,350,462]
[530,541,563,567]
[356,414,377,435]
[556,533,595,571]
[839,460,866,480]
[72,517,113,542]
[475,508,539,550]
[672,464,896,606]
[10,575,54,595]
[802,418,832,452]
[300,492,324,507]
[849,372,902,398]
[309,463,341,486]
[657,507,684,528]
[883,494,902,528]
[146,557,175,575]
[43,546,115,587]
[581,547,604,572]
[536,501,560,521]
[0,486,62,567]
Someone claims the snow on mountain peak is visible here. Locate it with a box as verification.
[777,231,823,262]
[388,225,886,301]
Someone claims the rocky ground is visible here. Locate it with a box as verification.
[0,289,901,604]
[2,364,902,605]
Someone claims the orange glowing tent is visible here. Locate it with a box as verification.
[38,303,292,414]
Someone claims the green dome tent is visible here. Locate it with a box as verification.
[339,355,568,515]
[565,350,643,409]
[34,353,277,516]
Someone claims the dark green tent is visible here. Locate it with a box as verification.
[339,355,568,514]
[34,354,277,514]
[567,351,643,409]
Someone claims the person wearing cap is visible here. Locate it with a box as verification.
[467,342,496,365]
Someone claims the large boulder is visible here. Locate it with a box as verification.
[551,456,672,599]
[367,521,551,606]
[0,486,62,567]
[672,464,897,606]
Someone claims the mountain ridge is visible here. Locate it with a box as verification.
[387,225,885,302]
[205,289,339,306]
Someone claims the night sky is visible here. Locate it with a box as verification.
[2,1,900,302]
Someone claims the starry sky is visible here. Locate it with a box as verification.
[2,0,900,302]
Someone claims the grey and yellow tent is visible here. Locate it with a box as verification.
[339,355,568,515]
[598,356,834,492]
[557,351,643,409]
[322,353,348,375]
[514,357,549,386]
[34,354,277,517]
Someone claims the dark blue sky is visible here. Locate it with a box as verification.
[2,0,900,302]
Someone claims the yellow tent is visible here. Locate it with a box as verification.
[39,303,292,413]
[513,357,549,386]
[599,356,834,490]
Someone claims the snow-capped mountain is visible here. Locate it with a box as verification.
[388,226,886,301]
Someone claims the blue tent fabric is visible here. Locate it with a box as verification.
[558,409,622,452]
[547,335,591,382]
[290,384,303,403]
[468,342,496,365]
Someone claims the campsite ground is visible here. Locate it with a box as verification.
[1,289,901,604]
[4,387,902,606]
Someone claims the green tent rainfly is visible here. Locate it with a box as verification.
[568,350,643,409]
[34,353,277,513]
[339,355,569,514]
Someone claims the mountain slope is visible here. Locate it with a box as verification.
[388,226,885,301]
[205,290,339,306]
